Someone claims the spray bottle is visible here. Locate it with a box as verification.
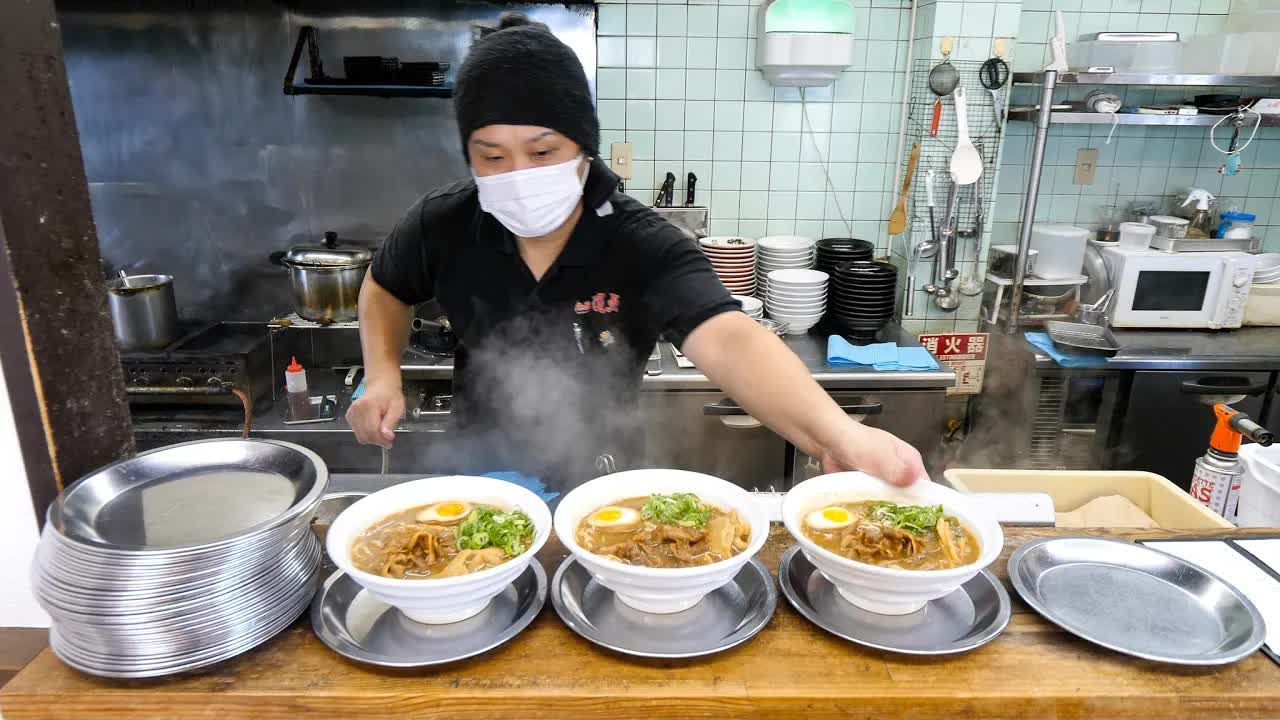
[1180,188,1216,239]
[1189,403,1274,521]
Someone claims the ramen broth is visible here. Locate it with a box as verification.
[575,495,750,568]
[802,500,979,570]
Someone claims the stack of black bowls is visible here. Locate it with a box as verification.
[815,238,874,274]
[828,260,898,339]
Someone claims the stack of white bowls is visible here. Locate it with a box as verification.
[765,268,828,335]
[1254,253,1280,285]
[733,294,764,320]
[700,237,758,295]
[757,236,816,298]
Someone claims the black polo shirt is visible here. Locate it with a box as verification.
[370,159,740,486]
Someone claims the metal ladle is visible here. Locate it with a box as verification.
[119,269,131,289]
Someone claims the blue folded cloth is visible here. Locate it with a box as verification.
[827,337,940,371]
[482,471,560,502]
[351,378,366,400]
[1024,331,1109,368]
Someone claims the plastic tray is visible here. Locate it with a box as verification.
[944,469,1232,530]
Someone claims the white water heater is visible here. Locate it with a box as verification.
[755,0,856,87]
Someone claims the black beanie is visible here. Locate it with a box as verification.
[454,14,600,160]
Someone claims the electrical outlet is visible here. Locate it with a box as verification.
[610,142,633,179]
[1074,148,1098,185]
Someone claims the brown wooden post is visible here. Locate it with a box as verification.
[0,0,134,520]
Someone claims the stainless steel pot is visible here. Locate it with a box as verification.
[106,274,180,351]
[273,232,372,323]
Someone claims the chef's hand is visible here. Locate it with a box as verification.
[820,424,926,487]
[346,384,404,449]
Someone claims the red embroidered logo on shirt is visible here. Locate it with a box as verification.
[575,292,621,315]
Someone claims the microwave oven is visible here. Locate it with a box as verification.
[1101,247,1256,329]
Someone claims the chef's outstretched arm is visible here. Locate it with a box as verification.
[346,274,413,448]
[681,311,926,487]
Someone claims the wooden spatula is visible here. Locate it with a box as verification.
[887,143,921,236]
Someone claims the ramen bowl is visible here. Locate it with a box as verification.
[782,472,1002,615]
[554,469,770,614]
[326,476,552,624]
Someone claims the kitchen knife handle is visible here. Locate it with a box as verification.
[686,172,697,207]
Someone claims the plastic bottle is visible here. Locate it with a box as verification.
[285,356,312,420]
[1180,188,1216,239]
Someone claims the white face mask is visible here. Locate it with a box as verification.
[474,155,587,238]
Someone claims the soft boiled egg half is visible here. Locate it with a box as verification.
[805,505,856,531]
[586,506,642,530]
[415,501,473,524]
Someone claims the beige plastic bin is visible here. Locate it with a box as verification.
[944,469,1232,530]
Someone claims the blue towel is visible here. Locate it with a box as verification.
[1024,331,1109,368]
[351,378,366,400]
[482,471,560,502]
[827,336,940,371]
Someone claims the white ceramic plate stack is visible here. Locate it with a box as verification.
[732,294,764,320]
[32,439,328,678]
[700,236,758,295]
[757,236,817,298]
[765,268,829,335]
[1253,253,1280,285]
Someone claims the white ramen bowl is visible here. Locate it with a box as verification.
[327,476,552,624]
[782,472,1003,615]
[554,469,770,614]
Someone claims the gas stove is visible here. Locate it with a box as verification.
[121,323,274,408]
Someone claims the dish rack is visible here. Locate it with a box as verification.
[898,59,1005,319]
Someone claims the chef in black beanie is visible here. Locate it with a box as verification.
[351,13,928,490]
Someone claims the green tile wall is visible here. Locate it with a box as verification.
[597,0,914,248]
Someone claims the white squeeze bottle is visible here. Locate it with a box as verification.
[285,356,311,420]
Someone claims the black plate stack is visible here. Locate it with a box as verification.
[815,238,874,274]
[828,260,897,340]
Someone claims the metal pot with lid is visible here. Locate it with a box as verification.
[272,231,372,323]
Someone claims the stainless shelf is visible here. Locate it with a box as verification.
[1012,71,1280,87]
[1006,109,1280,126]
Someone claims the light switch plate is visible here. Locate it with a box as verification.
[610,142,633,179]
[1074,147,1098,185]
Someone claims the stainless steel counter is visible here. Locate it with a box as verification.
[1026,326,1280,371]
[401,325,956,391]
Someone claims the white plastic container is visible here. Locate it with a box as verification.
[326,476,552,624]
[1118,221,1156,251]
[782,472,1003,615]
[1238,443,1280,527]
[1029,224,1088,280]
[1069,38,1181,73]
[553,469,770,614]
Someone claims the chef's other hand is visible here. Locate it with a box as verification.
[347,385,404,449]
[821,424,926,487]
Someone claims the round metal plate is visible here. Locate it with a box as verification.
[1008,537,1267,665]
[778,545,1011,655]
[48,439,327,552]
[311,560,547,668]
[550,556,776,659]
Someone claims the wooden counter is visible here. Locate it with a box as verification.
[4,527,1278,720]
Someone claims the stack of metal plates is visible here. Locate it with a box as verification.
[32,439,328,678]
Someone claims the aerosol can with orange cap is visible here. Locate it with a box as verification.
[1189,404,1274,520]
